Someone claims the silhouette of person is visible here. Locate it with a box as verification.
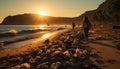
[83,16,91,40]
[72,22,76,30]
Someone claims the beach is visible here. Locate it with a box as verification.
[0,27,119,69]
[0,0,120,68]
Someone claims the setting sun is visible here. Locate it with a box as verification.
[38,10,47,16]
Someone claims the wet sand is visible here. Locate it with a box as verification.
[0,27,120,69]
[0,29,69,57]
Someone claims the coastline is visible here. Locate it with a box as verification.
[0,27,120,69]
[0,29,69,58]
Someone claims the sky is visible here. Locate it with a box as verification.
[0,0,105,23]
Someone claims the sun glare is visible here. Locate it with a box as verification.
[39,25,45,29]
[38,11,47,16]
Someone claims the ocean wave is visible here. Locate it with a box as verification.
[0,28,50,37]
[0,29,18,37]
[18,29,49,34]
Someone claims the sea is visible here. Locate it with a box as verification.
[0,25,70,32]
[0,25,70,43]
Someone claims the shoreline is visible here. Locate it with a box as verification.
[0,27,120,69]
[0,29,69,58]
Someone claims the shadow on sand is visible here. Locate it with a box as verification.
[88,40,116,48]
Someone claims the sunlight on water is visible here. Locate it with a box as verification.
[40,33,53,39]
[39,25,46,29]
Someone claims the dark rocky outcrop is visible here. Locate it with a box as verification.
[82,0,120,24]
[1,14,81,25]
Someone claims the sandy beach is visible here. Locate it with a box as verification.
[0,0,120,68]
[0,27,120,69]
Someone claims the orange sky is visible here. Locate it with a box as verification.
[0,0,105,23]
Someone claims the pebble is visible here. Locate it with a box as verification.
[21,63,30,69]
[50,62,63,69]
[63,50,70,56]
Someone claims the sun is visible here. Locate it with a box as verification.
[38,10,47,16]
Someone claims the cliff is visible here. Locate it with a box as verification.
[82,0,120,23]
[1,14,81,25]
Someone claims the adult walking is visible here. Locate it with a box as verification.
[72,22,76,30]
[83,16,91,40]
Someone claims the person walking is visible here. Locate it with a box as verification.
[83,16,91,40]
[72,22,76,30]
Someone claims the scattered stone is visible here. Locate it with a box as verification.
[50,62,63,69]
[37,62,49,69]
[34,56,41,62]
[21,63,30,69]
[51,50,62,57]
[63,50,70,56]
